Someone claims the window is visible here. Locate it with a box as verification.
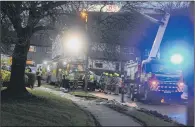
[46,47,52,53]
[29,46,36,52]
[95,63,103,68]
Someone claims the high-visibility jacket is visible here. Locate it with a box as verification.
[67,73,74,81]
[89,75,94,82]
[25,68,31,73]
[36,68,42,76]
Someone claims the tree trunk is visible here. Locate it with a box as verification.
[7,35,30,95]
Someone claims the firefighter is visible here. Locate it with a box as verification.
[125,76,131,98]
[103,72,109,93]
[89,73,95,91]
[113,73,120,95]
[46,71,51,83]
[36,66,42,87]
[25,66,32,73]
[61,74,70,92]
[104,73,112,94]
[97,72,105,92]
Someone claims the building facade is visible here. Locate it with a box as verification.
[27,45,52,65]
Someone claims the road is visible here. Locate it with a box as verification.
[92,92,187,125]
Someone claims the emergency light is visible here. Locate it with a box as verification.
[170,54,183,64]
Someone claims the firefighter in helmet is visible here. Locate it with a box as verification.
[113,73,120,95]
[102,72,108,93]
[104,73,112,94]
[89,72,95,91]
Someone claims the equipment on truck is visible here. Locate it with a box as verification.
[48,59,97,91]
[126,9,185,103]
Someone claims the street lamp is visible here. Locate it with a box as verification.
[80,10,89,91]
[80,10,88,23]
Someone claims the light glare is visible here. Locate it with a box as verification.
[170,54,183,64]
[43,61,47,65]
[66,37,81,52]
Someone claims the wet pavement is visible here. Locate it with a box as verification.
[91,92,187,125]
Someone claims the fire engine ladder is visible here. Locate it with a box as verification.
[132,8,170,59]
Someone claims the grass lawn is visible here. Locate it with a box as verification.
[1,88,96,126]
[41,84,97,99]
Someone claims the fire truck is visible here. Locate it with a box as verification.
[126,9,185,103]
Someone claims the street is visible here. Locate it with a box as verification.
[1,1,194,126]
[92,92,187,125]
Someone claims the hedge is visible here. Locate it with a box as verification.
[1,70,36,88]
[1,70,11,82]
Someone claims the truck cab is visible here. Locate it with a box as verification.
[130,58,185,103]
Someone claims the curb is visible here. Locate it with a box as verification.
[71,94,109,101]
[92,95,185,126]
[105,100,185,127]
[105,103,146,126]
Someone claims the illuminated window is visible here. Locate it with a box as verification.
[29,46,36,52]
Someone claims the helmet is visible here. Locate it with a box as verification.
[104,72,108,76]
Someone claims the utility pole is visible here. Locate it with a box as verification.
[84,21,88,91]
[80,10,89,91]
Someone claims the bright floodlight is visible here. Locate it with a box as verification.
[43,61,47,65]
[170,54,183,64]
[66,37,81,52]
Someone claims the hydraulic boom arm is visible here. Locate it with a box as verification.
[148,13,170,58]
[132,8,170,59]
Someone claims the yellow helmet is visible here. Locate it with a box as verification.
[115,73,120,77]
[104,72,108,76]
[109,74,113,77]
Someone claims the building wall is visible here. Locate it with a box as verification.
[27,45,52,65]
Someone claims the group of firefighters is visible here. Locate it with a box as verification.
[98,72,122,95]
[53,68,123,94]
[25,64,124,95]
[25,66,43,87]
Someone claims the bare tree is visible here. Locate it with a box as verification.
[0,1,148,97]
[1,1,110,96]
[89,2,147,73]
[146,1,190,13]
